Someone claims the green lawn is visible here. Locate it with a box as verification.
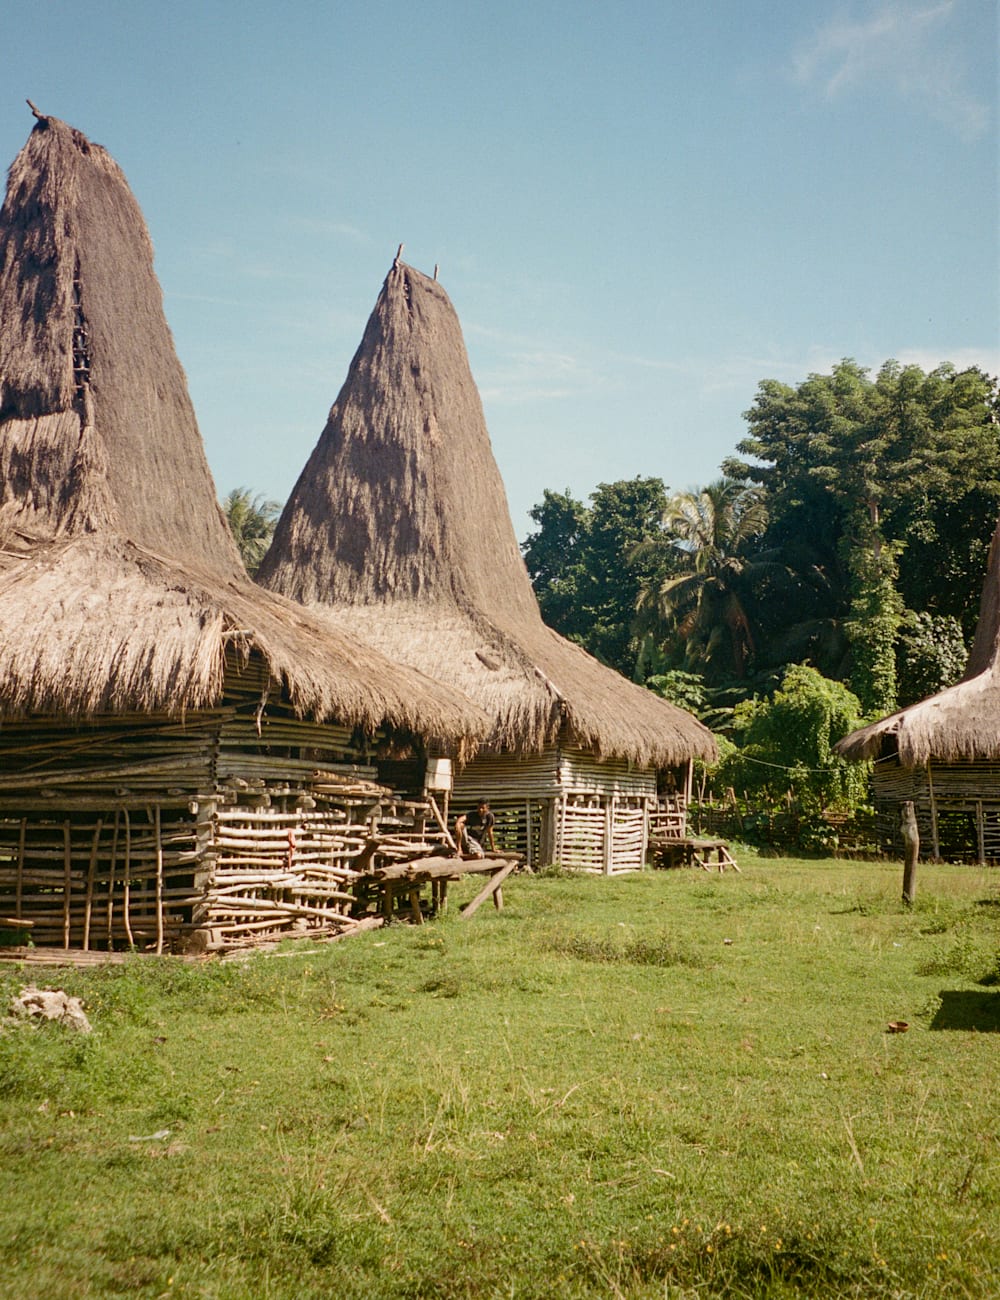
[1,854,997,1298]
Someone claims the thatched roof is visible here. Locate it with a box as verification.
[258,260,716,769]
[836,518,1000,765]
[0,111,243,576]
[0,113,484,742]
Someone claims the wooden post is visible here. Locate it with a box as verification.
[15,818,25,920]
[83,817,102,951]
[122,807,134,949]
[926,763,940,860]
[603,797,614,875]
[107,809,120,946]
[154,804,164,955]
[684,761,694,836]
[62,821,72,947]
[975,799,986,865]
[557,795,567,867]
[901,800,919,906]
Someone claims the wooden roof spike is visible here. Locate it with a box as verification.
[26,99,46,120]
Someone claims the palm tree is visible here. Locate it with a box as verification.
[635,479,768,679]
[222,487,281,576]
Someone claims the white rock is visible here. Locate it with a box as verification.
[10,985,92,1033]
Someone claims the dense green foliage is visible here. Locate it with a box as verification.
[896,610,968,707]
[722,666,868,807]
[709,666,870,850]
[222,486,281,576]
[1,860,997,1298]
[842,534,903,716]
[633,479,769,679]
[522,478,669,674]
[523,360,1000,709]
[726,359,1000,710]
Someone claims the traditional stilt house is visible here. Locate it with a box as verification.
[836,517,1000,862]
[0,113,485,951]
[258,258,716,871]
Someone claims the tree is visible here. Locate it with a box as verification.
[520,488,591,644]
[222,487,281,576]
[634,478,769,680]
[896,611,967,707]
[522,477,670,676]
[725,360,1000,713]
[719,664,869,814]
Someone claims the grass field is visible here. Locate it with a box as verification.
[0,853,997,1298]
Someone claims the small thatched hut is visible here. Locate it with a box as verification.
[836,518,1000,861]
[0,113,484,950]
[258,259,716,871]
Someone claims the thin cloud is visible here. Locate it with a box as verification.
[793,1,990,138]
[697,345,1000,395]
[478,347,600,405]
[285,216,373,245]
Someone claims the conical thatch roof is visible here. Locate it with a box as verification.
[258,260,716,769]
[836,517,1000,765]
[0,113,484,742]
[0,110,243,575]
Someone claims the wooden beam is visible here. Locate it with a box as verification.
[459,860,517,919]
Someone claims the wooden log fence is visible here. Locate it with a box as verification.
[0,764,452,952]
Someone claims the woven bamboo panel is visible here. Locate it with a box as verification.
[872,760,1000,862]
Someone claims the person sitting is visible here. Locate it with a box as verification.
[454,800,496,857]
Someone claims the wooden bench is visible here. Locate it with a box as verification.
[652,836,739,873]
[364,854,521,922]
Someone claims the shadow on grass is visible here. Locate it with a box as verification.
[930,990,1000,1032]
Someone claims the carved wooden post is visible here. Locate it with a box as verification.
[901,800,919,906]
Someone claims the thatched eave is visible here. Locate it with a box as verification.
[835,669,1000,767]
[0,536,488,743]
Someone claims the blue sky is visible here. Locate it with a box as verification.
[2,0,996,539]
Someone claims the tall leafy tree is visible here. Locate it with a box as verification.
[222,487,281,576]
[522,477,670,676]
[725,360,1000,713]
[634,478,768,680]
[520,488,591,643]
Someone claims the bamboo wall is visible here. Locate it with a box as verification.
[0,654,445,951]
[873,759,1000,863]
[452,751,555,869]
[455,746,666,874]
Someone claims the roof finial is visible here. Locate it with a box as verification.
[26,99,46,121]
[434,264,439,281]
[394,243,404,269]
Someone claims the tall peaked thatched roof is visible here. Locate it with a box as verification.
[259,260,716,769]
[836,517,1000,765]
[0,110,242,576]
[0,113,485,743]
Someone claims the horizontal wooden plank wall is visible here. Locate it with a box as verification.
[557,748,658,800]
[453,751,556,869]
[872,759,1000,862]
[456,747,659,873]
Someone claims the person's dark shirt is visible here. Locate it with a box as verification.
[465,809,495,843]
